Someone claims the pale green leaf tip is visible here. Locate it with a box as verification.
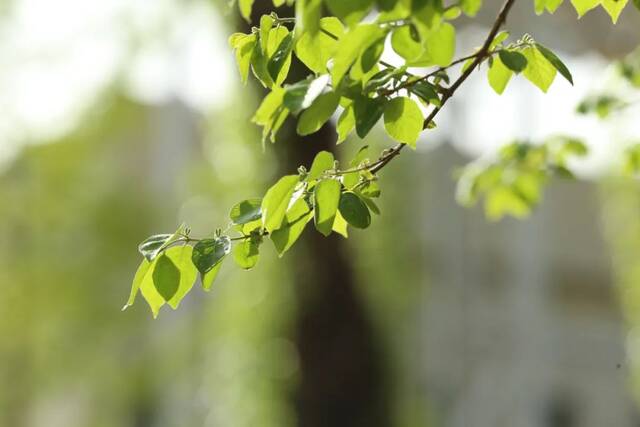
[121,304,129,312]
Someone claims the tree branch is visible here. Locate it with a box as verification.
[368,0,518,175]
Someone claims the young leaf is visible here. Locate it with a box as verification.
[229,33,257,84]
[283,75,331,113]
[339,192,371,229]
[295,17,345,73]
[229,199,262,225]
[297,92,341,136]
[535,43,574,85]
[308,151,335,181]
[266,27,293,86]
[391,26,424,62]
[271,199,313,256]
[153,253,181,302]
[162,245,198,309]
[361,37,387,73]
[522,46,557,93]
[353,96,386,138]
[337,104,356,144]
[419,22,456,67]
[488,55,514,94]
[332,210,349,238]
[498,50,528,73]
[123,259,151,310]
[383,97,424,148]
[314,179,342,236]
[601,0,628,22]
[296,0,323,35]
[202,262,223,292]
[331,24,385,87]
[139,258,166,318]
[262,175,300,232]
[411,81,441,107]
[570,0,600,17]
[138,234,173,261]
[260,15,274,54]
[192,237,231,275]
[239,0,255,21]
[461,0,482,15]
[325,0,374,26]
[268,32,294,82]
[233,239,260,270]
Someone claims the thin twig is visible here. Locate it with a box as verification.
[369,0,518,175]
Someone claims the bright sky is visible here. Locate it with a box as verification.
[0,0,234,167]
[0,0,637,176]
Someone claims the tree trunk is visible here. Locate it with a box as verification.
[239,3,392,426]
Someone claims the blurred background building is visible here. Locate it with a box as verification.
[1,0,640,426]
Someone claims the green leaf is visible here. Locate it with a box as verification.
[535,43,574,85]
[461,0,482,15]
[137,224,186,261]
[138,245,198,316]
[153,253,180,301]
[534,0,564,13]
[383,97,424,148]
[485,186,530,220]
[420,22,456,67]
[522,46,557,93]
[337,104,356,144]
[229,33,257,84]
[239,0,254,21]
[498,50,528,73]
[202,262,223,292]
[601,0,628,23]
[283,75,331,113]
[233,239,260,270]
[271,198,313,256]
[314,179,342,236]
[634,0,640,11]
[361,37,387,73]
[297,92,341,136]
[308,151,335,181]
[260,15,274,54]
[339,192,371,229]
[332,210,349,238]
[252,87,288,143]
[162,245,198,309]
[410,81,441,106]
[331,24,385,87]
[266,27,293,86]
[353,96,386,138]
[192,236,231,274]
[570,0,601,17]
[138,234,173,261]
[268,32,294,82]
[250,41,275,88]
[123,259,151,310]
[229,199,262,225]
[262,175,301,232]
[295,17,345,74]
[325,0,374,26]
[139,258,166,318]
[391,26,424,62]
[295,0,322,36]
[488,55,513,94]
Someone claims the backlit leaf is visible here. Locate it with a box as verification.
[262,175,301,232]
[314,179,342,236]
[383,97,424,148]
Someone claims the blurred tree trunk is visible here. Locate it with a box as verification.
[239,3,391,426]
